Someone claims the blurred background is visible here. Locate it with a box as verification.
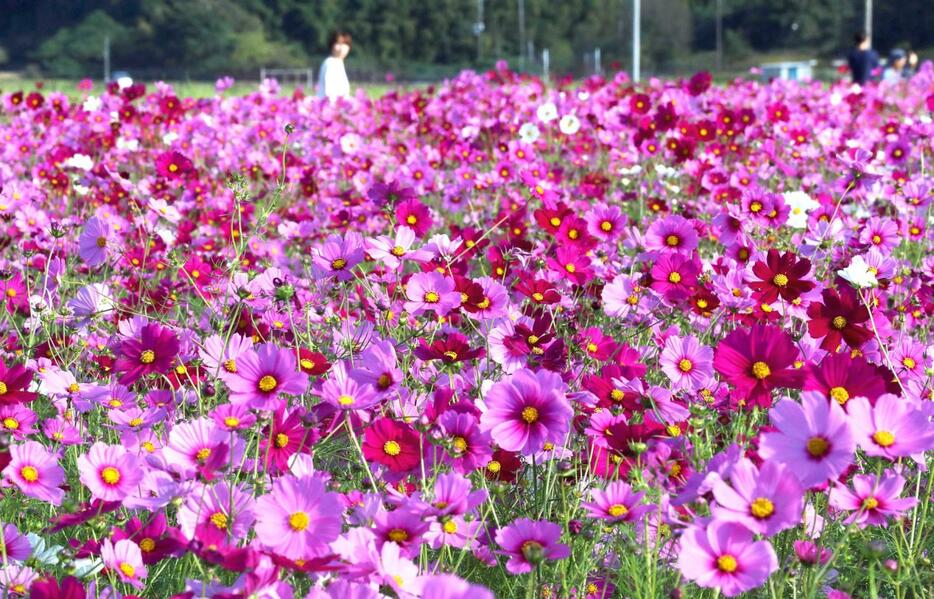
[0,0,931,92]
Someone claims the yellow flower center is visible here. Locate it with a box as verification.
[101,467,121,485]
[806,436,829,458]
[119,562,136,578]
[142,441,155,452]
[139,538,156,552]
[678,358,693,372]
[424,291,440,303]
[610,389,625,401]
[587,342,599,353]
[289,511,310,531]
[829,386,850,405]
[521,406,539,424]
[129,418,143,427]
[565,263,576,273]
[750,497,775,519]
[391,245,405,257]
[443,351,459,361]
[3,417,18,429]
[532,292,545,302]
[20,466,38,482]
[223,359,237,372]
[383,440,402,456]
[871,234,882,245]
[608,503,629,517]
[258,375,278,392]
[902,357,916,369]
[224,417,240,428]
[330,258,347,270]
[486,460,502,473]
[600,221,613,232]
[832,316,847,330]
[338,394,354,406]
[872,430,895,447]
[275,433,289,448]
[452,436,467,452]
[139,350,156,364]
[863,497,879,510]
[406,215,417,225]
[568,229,579,240]
[68,383,81,393]
[443,520,458,534]
[5,289,15,298]
[196,447,211,461]
[388,528,408,543]
[300,359,315,370]
[772,273,789,287]
[751,361,771,380]
[717,554,738,573]
[668,272,682,283]
[96,236,107,248]
[549,217,561,227]
[210,512,228,529]
[665,234,679,247]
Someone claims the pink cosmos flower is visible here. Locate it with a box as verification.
[312,232,366,281]
[225,343,309,410]
[650,253,700,301]
[419,575,494,599]
[254,474,343,560]
[495,518,570,574]
[480,368,572,455]
[366,226,430,269]
[101,538,147,588]
[162,416,244,478]
[0,523,31,562]
[846,394,934,459]
[177,481,256,547]
[758,393,855,488]
[436,411,492,474]
[404,272,461,316]
[711,458,803,536]
[660,335,714,391]
[2,441,65,505]
[581,481,649,522]
[76,442,143,502]
[678,519,778,597]
[320,361,381,411]
[645,214,698,254]
[395,198,433,236]
[828,471,917,527]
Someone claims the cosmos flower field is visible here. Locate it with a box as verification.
[0,63,932,598]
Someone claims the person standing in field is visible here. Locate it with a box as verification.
[847,32,879,85]
[318,30,352,100]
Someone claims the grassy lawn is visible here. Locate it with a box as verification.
[0,75,402,99]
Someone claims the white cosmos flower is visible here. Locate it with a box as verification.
[65,154,94,171]
[782,191,819,229]
[838,255,878,289]
[559,113,581,135]
[518,122,540,144]
[536,102,558,123]
[82,96,102,112]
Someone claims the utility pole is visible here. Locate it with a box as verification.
[864,0,872,43]
[518,0,526,71]
[632,0,641,82]
[475,0,485,64]
[103,36,111,82]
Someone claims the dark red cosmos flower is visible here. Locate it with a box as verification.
[804,353,890,410]
[806,286,872,351]
[28,576,87,599]
[484,448,523,482]
[686,71,712,96]
[362,418,422,473]
[413,333,485,364]
[112,513,184,565]
[515,276,561,305]
[155,151,194,179]
[749,249,815,304]
[114,323,180,385]
[297,348,330,376]
[0,360,37,405]
[261,406,317,473]
[47,500,123,533]
[714,324,805,407]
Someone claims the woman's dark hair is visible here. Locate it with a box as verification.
[328,30,352,50]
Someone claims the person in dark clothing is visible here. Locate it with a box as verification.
[847,32,880,85]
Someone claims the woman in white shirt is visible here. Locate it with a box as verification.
[318,31,352,100]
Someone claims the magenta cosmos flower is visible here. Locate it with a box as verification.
[714,324,804,407]
[711,458,803,537]
[2,440,65,505]
[495,518,570,574]
[225,343,309,410]
[846,394,934,459]
[480,368,572,455]
[758,393,855,488]
[678,519,778,597]
[660,335,713,391]
[101,538,147,589]
[404,272,461,317]
[76,442,143,502]
[0,360,37,405]
[254,474,342,560]
[114,322,180,385]
[828,471,917,528]
[312,232,365,282]
[581,481,650,523]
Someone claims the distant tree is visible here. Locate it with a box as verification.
[33,10,131,77]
